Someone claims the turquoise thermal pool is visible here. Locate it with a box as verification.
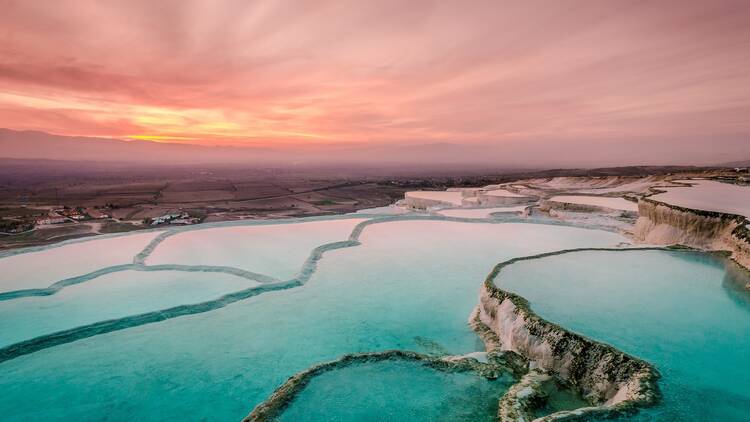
[0,216,624,421]
[0,231,163,293]
[1,211,747,421]
[145,218,367,280]
[277,359,512,422]
[497,249,750,421]
[0,270,258,348]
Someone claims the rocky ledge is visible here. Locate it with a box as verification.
[474,249,663,421]
[634,198,750,270]
[244,349,527,421]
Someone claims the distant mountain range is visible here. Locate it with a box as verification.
[718,160,750,168]
[1,128,748,169]
[0,128,519,168]
[0,128,278,164]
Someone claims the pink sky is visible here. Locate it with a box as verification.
[1,0,749,154]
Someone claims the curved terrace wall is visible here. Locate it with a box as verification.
[635,198,750,270]
[476,193,535,207]
[0,214,623,366]
[10,206,735,420]
[403,195,448,209]
[404,189,535,209]
[402,192,461,209]
[539,199,637,217]
[244,350,527,421]
[475,249,663,421]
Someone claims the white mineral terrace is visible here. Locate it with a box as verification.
[0,231,164,293]
[436,206,528,218]
[483,189,528,198]
[649,180,750,218]
[2,175,749,422]
[548,195,639,212]
[519,176,683,195]
[404,191,464,206]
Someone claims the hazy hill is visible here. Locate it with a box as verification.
[0,128,278,164]
[3,128,748,168]
[0,129,517,167]
[718,159,750,167]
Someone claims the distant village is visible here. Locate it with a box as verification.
[147,212,201,226]
[0,204,201,235]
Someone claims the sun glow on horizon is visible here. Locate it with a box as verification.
[0,0,749,156]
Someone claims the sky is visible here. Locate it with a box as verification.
[0,0,749,164]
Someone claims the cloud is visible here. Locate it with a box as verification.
[0,0,748,164]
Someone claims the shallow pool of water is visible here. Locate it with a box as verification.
[650,179,750,218]
[436,206,527,219]
[146,218,366,280]
[0,219,624,421]
[548,195,638,212]
[0,270,257,347]
[0,231,163,293]
[405,191,464,206]
[499,249,750,421]
[279,359,511,422]
[484,189,527,198]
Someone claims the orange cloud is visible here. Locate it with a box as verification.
[0,0,749,152]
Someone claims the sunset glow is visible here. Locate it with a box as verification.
[1,0,749,151]
[2,3,750,420]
